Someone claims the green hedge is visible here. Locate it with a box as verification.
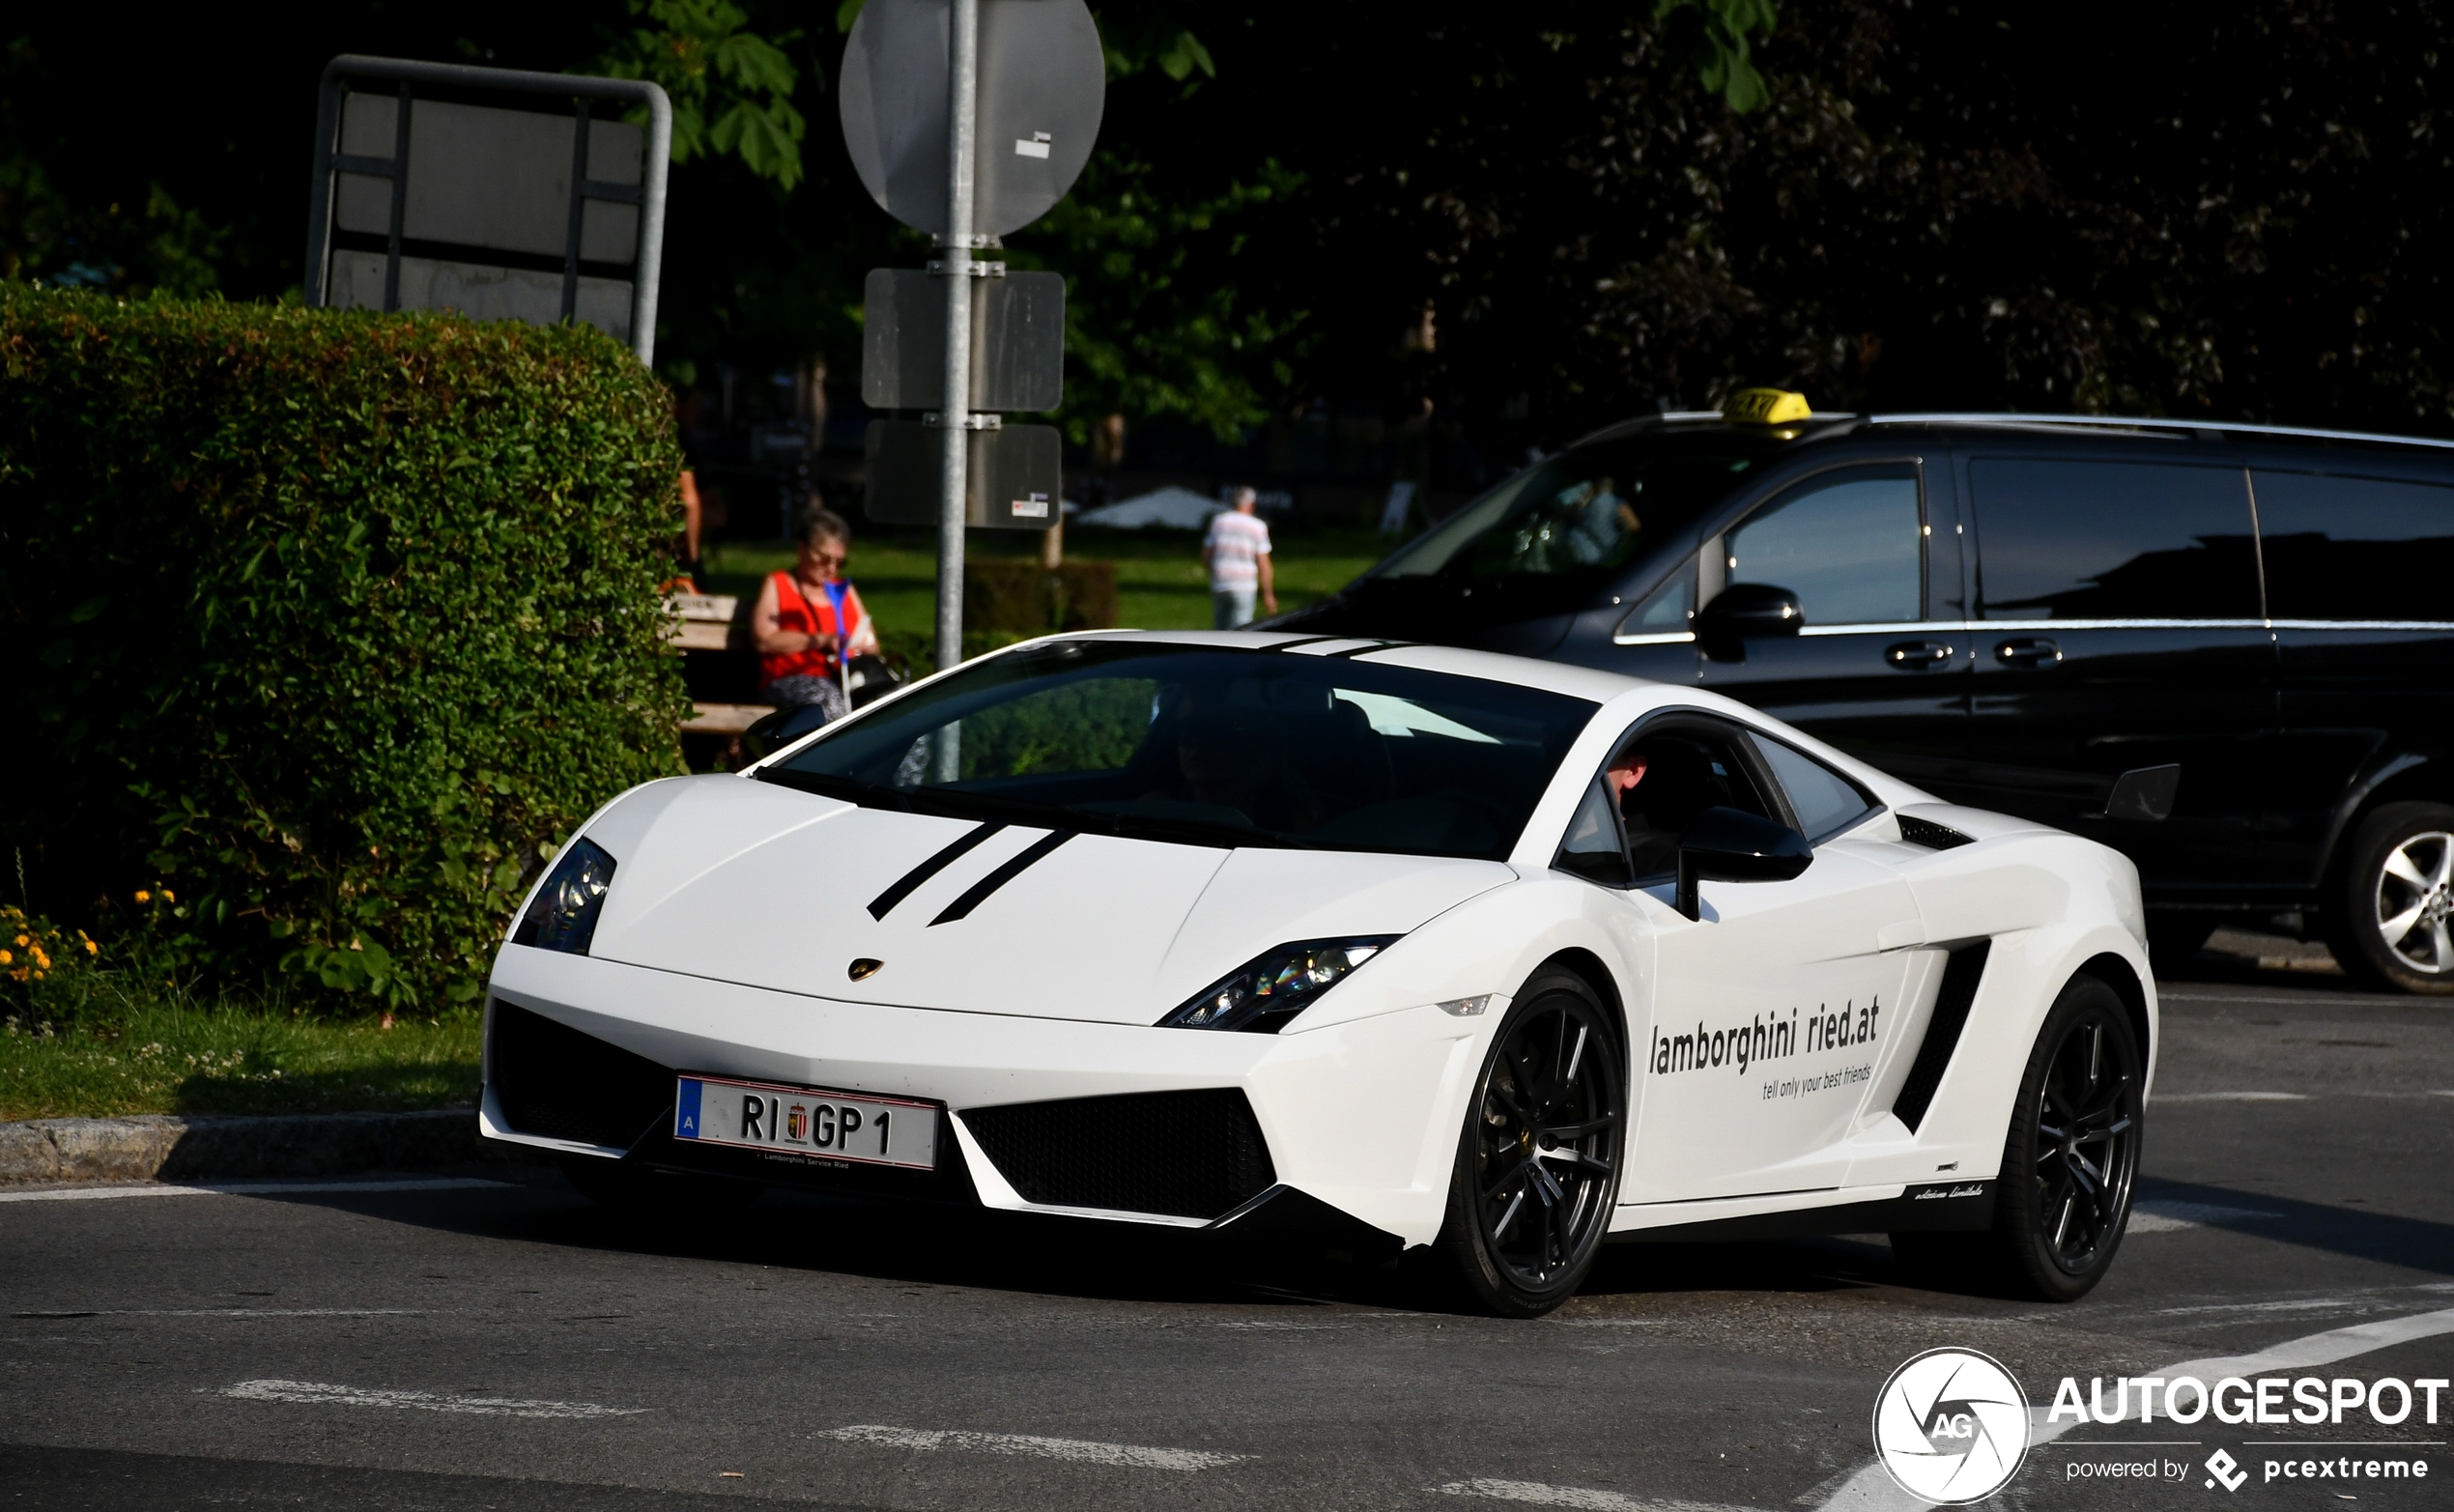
[0,287,689,1008]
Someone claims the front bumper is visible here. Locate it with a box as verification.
[483,945,1486,1249]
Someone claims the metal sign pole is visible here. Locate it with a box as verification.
[934,0,981,685]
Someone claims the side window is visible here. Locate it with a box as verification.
[1723,466,1923,626]
[1752,735,1879,843]
[1555,780,1632,886]
[1615,725,1778,882]
[2251,471,2454,622]
[1616,559,1695,638]
[1969,460,2261,620]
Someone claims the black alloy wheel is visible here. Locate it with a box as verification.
[1896,974,2141,1302]
[2331,802,2454,995]
[1437,972,1626,1317]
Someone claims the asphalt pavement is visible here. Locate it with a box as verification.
[4,956,2449,1512]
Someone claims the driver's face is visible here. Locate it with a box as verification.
[1607,756,1648,795]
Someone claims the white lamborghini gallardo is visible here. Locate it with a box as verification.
[481,631,2154,1316]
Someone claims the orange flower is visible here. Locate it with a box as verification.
[135,890,151,903]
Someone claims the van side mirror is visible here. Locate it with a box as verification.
[1697,583,1804,661]
[1674,805,1813,919]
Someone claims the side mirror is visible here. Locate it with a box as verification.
[1697,583,1804,661]
[1674,805,1812,920]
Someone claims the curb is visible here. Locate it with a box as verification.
[0,1108,498,1185]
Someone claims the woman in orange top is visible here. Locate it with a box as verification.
[753,506,879,721]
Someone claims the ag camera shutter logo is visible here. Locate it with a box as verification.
[1872,1348,2033,1504]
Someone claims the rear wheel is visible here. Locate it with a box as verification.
[1892,974,2141,1301]
[559,1156,763,1217]
[1435,972,1626,1318]
[2330,802,2454,995]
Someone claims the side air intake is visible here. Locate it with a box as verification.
[1898,814,1976,850]
[488,1001,673,1150]
[1889,940,1991,1131]
[962,1089,1276,1220]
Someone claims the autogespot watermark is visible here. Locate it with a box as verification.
[1871,1349,2033,1504]
[1873,1352,2447,1501]
[2046,1371,2445,1494]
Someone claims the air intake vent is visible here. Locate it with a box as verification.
[1898,814,1976,850]
[1890,941,1991,1131]
[962,1089,1275,1220]
[489,1001,673,1150]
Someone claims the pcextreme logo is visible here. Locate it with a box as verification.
[2204,1449,2248,1492]
[1871,1349,2032,1504]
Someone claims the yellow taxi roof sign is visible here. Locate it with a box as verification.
[1722,388,1813,424]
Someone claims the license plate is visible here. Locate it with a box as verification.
[673,1075,938,1170]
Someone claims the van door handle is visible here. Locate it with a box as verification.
[1884,641,1955,669]
[1994,637,2062,669]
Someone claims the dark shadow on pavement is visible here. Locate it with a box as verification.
[2131,1175,2454,1278]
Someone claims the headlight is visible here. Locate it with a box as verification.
[1158,936,1400,1034]
[511,838,616,955]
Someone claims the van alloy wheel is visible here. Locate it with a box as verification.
[2334,803,2454,995]
[2373,829,2454,979]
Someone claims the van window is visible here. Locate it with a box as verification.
[2252,471,2454,622]
[1970,460,2261,620]
[1725,466,1923,625]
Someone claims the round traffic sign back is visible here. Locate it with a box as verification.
[839,0,1106,238]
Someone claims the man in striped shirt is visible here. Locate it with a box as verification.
[1202,487,1277,628]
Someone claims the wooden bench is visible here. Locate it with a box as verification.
[665,593,770,734]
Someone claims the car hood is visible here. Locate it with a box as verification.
[568,775,1516,1025]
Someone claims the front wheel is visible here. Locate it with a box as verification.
[2330,802,2454,995]
[1435,972,1626,1317]
[1894,974,2142,1302]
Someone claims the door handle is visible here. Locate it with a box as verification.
[1994,637,2062,669]
[1884,641,1955,669]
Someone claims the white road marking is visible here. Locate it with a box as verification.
[2126,1199,2286,1233]
[1556,1318,1671,1327]
[1434,1478,1765,1511]
[816,1424,1247,1471]
[2154,1092,2310,1102]
[220,1379,645,1419]
[2152,1297,2386,1318]
[0,1179,509,1204]
[1814,1306,2454,1509]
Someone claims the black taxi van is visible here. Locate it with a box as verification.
[1273,394,2454,993]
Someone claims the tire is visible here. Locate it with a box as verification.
[559,1156,763,1217]
[1891,974,2142,1302]
[1434,971,1627,1318]
[2329,802,2454,995]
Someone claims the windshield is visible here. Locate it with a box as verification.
[760,641,1596,862]
[1373,433,1770,581]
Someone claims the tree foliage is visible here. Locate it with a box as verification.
[592,0,809,190]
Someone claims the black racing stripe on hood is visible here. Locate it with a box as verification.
[868,821,1008,920]
[930,830,1077,926]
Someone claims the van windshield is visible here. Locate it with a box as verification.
[1374,433,1772,582]
[758,640,1595,861]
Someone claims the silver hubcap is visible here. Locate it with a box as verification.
[2374,830,2454,976]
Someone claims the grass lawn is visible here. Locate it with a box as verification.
[0,998,480,1122]
[701,523,1388,645]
